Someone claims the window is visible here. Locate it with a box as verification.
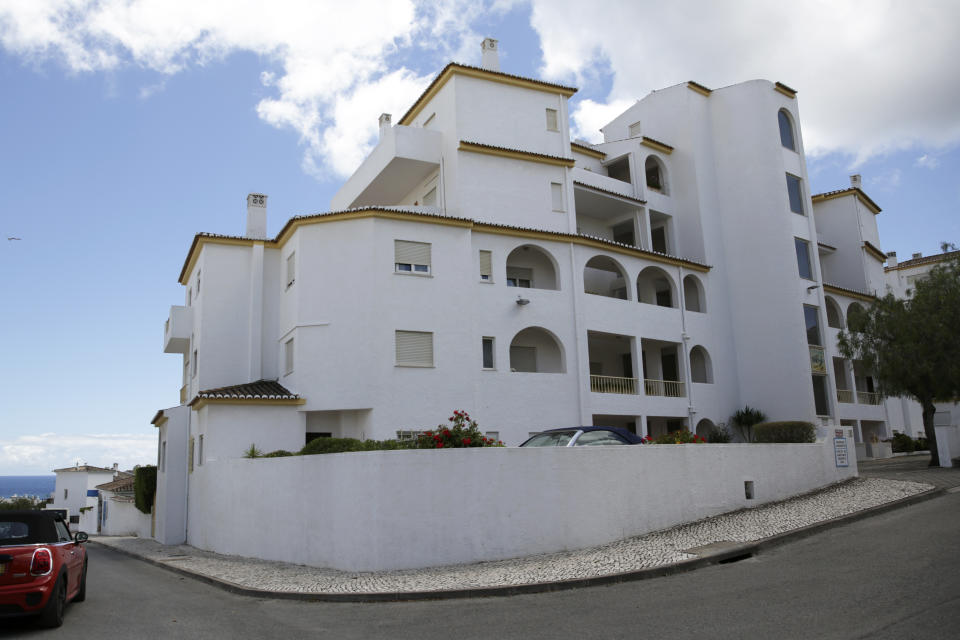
[545,108,559,132]
[286,252,296,288]
[778,110,796,150]
[786,174,804,214]
[64,489,68,500]
[192,349,198,377]
[628,121,642,138]
[812,375,829,416]
[423,186,437,207]
[188,437,194,474]
[395,330,434,367]
[804,305,821,346]
[651,226,667,253]
[645,157,663,190]
[198,435,204,466]
[479,250,492,281]
[482,337,495,369]
[161,441,166,472]
[506,267,532,288]
[196,269,201,295]
[551,182,564,212]
[284,338,294,375]
[395,240,431,274]
[795,238,813,279]
[485,431,500,443]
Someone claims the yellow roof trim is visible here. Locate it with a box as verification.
[189,397,306,410]
[823,283,875,303]
[641,136,674,155]
[863,241,886,263]
[179,237,269,284]
[399,63,577,126]
[571,142,606,160]
[458,141,576,167]
[774,82,797,99]
[687,81,712,96]
[811,189,882,215]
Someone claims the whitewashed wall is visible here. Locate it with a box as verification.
[186,439,856,572]
[101,497,152,537]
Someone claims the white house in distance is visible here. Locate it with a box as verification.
[49,464,121,533]
[152,38,926,542]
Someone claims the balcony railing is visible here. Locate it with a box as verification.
[857,391,883,405]
[590,375,638,395]
[644,379,686,397]
[837,389,854,404]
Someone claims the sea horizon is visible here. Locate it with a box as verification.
[0,475,57,500]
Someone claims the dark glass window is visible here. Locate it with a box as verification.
[795,238,813,279]
[482,338,494,369]
[812,375,829,416]
[804,305,821,346]
[786,174,804,214]
[779,110,795,150]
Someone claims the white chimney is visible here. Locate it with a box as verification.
[481,38,499,71]
[886,251,897,267]
[112,463,118,470]
[912,252,922,259]
[378,113,392,140]
[850,174,862,189]
[246,193,267,239]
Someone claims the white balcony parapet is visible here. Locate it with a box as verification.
[572,168,637,200]
[857,391,883,405]
[644,379,685,398]
[164,305,192,354]
[837,389,854,404]
[331,125,443,210]
[590,375,638,395]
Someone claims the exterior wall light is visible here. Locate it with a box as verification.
[516,297,530,306]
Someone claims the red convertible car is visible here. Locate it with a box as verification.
[0,510,88,627]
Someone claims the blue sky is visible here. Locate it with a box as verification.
[1,1,958,474]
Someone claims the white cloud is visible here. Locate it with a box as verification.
[867,167,902,191]
[915,154,940,169]
[530,0,960,163]
[570,98,634,144]
[0,432,157,475]
[0,0,493,180]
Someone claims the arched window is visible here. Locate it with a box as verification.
[825,296,844,329]
[778,109,796,151]
[583,255,629,299]
[683,275,705,312]
[637,267,677,308]
[509,327,565,373]
[689,346,713,383]
[847,302,867,332]
[645,156,667,193]
[505,245,559,290]
[695,419,716,440]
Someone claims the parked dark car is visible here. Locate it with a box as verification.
[0,510,88,628]
[519,426,644,447]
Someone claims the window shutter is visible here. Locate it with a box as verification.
[396,331,434,366]
[394,240,431,267]
[551,182,564,211]
[545,108,559,131]
[286,253,296,287]
[479,250,492,279]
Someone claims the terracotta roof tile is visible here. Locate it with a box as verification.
[96,473,135,493]
[195,379,299,400]
[886,249,960,271]
[52,465,117,474]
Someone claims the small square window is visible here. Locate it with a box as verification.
[628,121,642,138]
[482,337,495,369]
[485,431,500,443]
[786,174,804,215]
[396,330,434,367]
[545,108,559,132]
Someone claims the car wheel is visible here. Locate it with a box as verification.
[73,560,88,603]
[39,574,66,628]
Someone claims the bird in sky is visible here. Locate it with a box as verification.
[7,237,22,240]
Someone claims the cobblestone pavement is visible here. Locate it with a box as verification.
[93,476,933,595]
[858,453,960,489]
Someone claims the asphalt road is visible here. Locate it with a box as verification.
[3,490,959,640]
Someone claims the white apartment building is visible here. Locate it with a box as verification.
[50,464,120,533]
[153,39,918,540]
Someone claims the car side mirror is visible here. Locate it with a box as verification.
[74,531,89,543]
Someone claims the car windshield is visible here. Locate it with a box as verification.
[523,431,577,447]
[574,430,628,446]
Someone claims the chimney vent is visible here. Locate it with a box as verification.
[886,251,897,267]
[481,38,499,71]
[378,113,392,140]
[912,252,922,259]
[850,174,862,189]
[246,193,267,239]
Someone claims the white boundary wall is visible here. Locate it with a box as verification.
[187,439,856,571]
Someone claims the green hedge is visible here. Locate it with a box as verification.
[299,437,411,456]
[753,421,816,443]
[891,432,915,453]
[134,466,157,515]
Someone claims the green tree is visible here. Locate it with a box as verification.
[730,406,767,443]
[838,247,960,466]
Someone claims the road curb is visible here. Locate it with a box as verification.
[89,486,946,602]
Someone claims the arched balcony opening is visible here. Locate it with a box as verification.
[847,302,867,332]
[825,296,844,329]
[584,255,629,300]
[683,274,706,312]
[637,267,677,308]
[695,419,716,440]
[689,345,713,384]
[509,327,565,373]
[645,155,668,194]
[778,109,796,151]
[505,245,559,290]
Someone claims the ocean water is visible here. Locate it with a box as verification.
[0,476,56,500]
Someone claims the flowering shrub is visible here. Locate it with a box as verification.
[643,430,706,444]
[414,410,504,449]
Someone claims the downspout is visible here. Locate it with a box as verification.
[678,265,695,430]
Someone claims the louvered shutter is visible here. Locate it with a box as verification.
[394,240,431,267]
[479,250,492,280]
[396,331,434,366]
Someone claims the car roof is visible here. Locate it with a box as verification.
[537,426,644,444]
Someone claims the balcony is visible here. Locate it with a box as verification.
[572,167,635,199]
[590,375,638,395]
[163,306,192,354]
[837,389,854,404]
[331,125,442,210]
[857,391,883,405]
[644,379,685,398]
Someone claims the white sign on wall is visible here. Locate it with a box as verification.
[834,437,849,467]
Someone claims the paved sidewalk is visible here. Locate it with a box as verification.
[858,452,960,489]
[91,474,940,600]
